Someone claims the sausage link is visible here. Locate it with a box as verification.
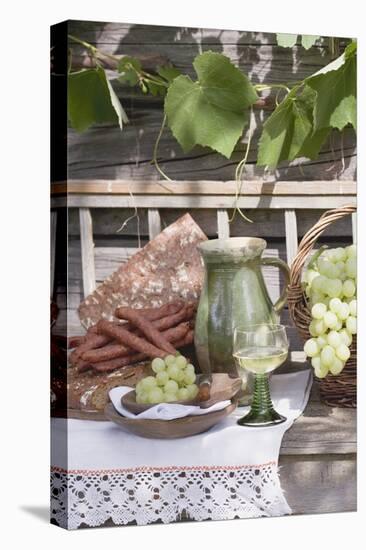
[97,319,167,358]
[92,329,194,373]
[115,300,183,322]
[88,321,190,364]
[114,308,177,354]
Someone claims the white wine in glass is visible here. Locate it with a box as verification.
[234,346,288,375]
[233,325,289,426]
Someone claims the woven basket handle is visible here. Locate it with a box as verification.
[289,205,356,290]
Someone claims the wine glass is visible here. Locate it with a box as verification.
[233,324,289,426]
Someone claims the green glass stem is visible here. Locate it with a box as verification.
[237,373,286,426]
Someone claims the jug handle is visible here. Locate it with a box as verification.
[260,257,290,313]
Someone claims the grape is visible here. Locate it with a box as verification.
[304,269,319,285]
[183,371,196,385]
[327,330,342,349]
[164,392,178,403]
[346,316,357,335]
[317,335,327,349]
[321,277,332,294]
[329,357,345,376]
[335,247,347,262]
[335,261,347,280]
[313,319,326,335]
[175,355,188,369]
[304,338,319,357]
[320,345,336,366]
[151,358,166,373]
[318,259,330,276]
[164,355,176,367]
[326,249,337,263]
[345,257,356,279]
[311,303,327,319]
[329,297,342,314]
[186,384,199,399]
[185,364,195,376]
[156,371,169,386]
[141,376,157,390]
[349,299,357,317]
[177,387,190,401]
[167,364,181,381]
[311,356,321,369]
[324,262,339,280]
[337,302,350,321]
[342,279,355,298]
[164,379,179,394]
[346,244,356,260]
[323,311,338,329]
[326,278,343,298]
[135,380,144,394]
[148,387,164,404]
[136,391,149,404]
[335,319,343,331]
[176,369,185,383]
[335,344,351,362]
[309,290,325,306]
[311,275,327,292]
[164,392,178,402]
[339,328,352,347]
[308,320,318,337]
[314,363,329,378]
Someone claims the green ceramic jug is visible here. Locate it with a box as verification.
[194,237,290,376]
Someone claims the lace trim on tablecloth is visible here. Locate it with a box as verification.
[51,462,291,529]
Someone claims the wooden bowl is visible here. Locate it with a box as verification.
[104,401,236,439]
[121,373,242,414]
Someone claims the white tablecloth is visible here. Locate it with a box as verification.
[51,369,312,529]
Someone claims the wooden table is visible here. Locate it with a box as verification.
[279,379,356,515]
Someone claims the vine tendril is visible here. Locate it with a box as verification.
[229,109,255,224]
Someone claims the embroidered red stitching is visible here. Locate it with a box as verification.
[51,461,277,475]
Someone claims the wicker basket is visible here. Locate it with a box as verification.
[288,205,356,408]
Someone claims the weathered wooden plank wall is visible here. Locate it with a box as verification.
[67,21,356,182]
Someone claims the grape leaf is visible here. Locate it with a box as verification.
[257,86,317,166]
[68,67,128,132]
[297,127,330,160]
[306,44,356,131]
[301,35,320,50]
[276,33,298,47]
[164,51,258,158]
[106,77,129,129]
[157,65,182,82]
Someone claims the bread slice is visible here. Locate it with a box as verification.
[67,362,151,412]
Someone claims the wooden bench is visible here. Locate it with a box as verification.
[51,178,357,515]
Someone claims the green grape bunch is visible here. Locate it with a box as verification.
[302,245,357,378]
[135,354,199,404]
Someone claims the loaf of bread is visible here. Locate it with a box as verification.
[78,213,207,328]
[67,362,151,411]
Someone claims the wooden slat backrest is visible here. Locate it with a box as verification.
[50,180,356,299]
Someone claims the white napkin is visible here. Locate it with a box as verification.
[109,386,231,420]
